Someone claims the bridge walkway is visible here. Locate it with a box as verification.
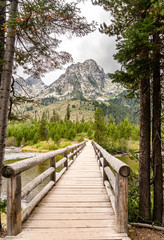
[6,141,128,240]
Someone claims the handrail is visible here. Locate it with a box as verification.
[2,141,86,236]
[92,141,130,234]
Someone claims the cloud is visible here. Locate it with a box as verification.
[42,1,119,85]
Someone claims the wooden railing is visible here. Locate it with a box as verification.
[92,141,130,233]
[2,141,86,236]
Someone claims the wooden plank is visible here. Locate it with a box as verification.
[15,228,127,240]
[28,213,114,220]
[46,190,107,195]
[23,219,114,228]
[42,196,109,201]
[32,207,114,214]
[39,202,111,207]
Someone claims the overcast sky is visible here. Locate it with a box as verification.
[42,1,119,85]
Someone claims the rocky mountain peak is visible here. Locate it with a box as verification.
[14,75,47,97]
[14,59,123,100]
[46,59,123,100]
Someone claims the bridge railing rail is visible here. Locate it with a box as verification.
[2,141,86,236]
[92,141,130,233]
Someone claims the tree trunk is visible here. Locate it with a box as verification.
[0,0,6,229]
[0,0,18,229]
[139,75,151,220]
[152,33,163,222]
[0,0,6,85]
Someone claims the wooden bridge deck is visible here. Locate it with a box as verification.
[6,141,128,240]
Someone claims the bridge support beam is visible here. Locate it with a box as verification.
[115,174,128,233]
[7,174,22,236]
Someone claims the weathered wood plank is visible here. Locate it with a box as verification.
[31,207,114,214]
[28,213,114,220]
[38,202,111,207]
[23,219,115,228]
[9,228,128,240]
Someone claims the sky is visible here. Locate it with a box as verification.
[42,1,119,85]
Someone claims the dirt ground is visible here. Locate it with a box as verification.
[128,226,164,239]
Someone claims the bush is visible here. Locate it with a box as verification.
[87,128,93,139]
[6,136,17,147]
[0,199,7,214]
[128,173,139,222]
[76,136,84,143]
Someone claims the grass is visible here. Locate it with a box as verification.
[21,137,86,153]
[117,155,139,174]
[106,138,139,154]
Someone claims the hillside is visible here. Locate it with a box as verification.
[24,92,139,124]
[13,59,139,123]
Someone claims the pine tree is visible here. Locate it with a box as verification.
[92,0,163,221]
[65,104,70,122]
[39,113,47,141]
[94,107,107,146]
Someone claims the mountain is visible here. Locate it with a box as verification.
[14,75,47,97]
[14,59,123,101]
[44,59,123,100]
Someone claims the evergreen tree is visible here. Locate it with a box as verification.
[94,107,107,146]
[39,113,47,141]
[65,104,70,122]
[92,0,163,222]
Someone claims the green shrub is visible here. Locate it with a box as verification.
[76,137,84,143]
[6,136,17,147]
[128,173,139,222]
[0,199,7,214]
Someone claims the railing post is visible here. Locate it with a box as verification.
[64,150,68,169]
[115,173,128,233]
[50,156,56,184]
[71,148,74,161]
[102,158,108,184]
[75,146,78,157]
[7,174,22,236]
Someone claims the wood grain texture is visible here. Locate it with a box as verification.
[8,141,130,240]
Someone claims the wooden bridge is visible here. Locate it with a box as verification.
[3,141,131,240]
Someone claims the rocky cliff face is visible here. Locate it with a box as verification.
[14,59,123,100]
[45,59,123,100]
[14,75,47,97]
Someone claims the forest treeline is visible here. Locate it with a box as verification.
[6,107,140,154]
[35,91,140,125]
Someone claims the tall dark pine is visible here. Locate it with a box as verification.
[152,32,163,222]
[92,0,164,221]
[139,74,151,219]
